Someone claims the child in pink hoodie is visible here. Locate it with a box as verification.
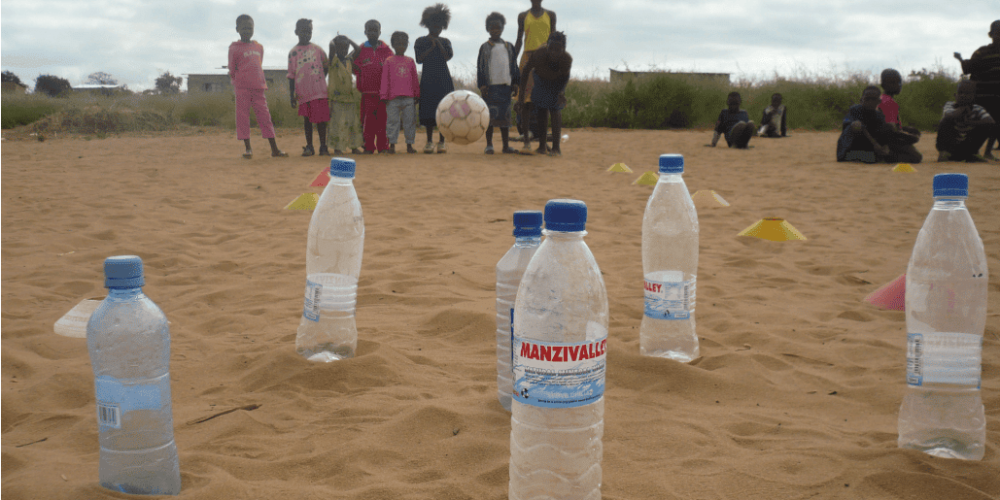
[380,31,420,154]
[229,14,286,159]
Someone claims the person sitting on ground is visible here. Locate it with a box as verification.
[955,20,1000,160]
[877,68,923,163]
[836,86,894,163]
[757,93,787,138]
[936,79,995,162]
[709,92,754,148]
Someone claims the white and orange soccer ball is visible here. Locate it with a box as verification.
[435,90,490,145]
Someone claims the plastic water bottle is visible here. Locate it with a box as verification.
[510,199,608,500]
[86,256,181,495]
[640,154,699,361]
[496,210,543,411]
[296,157,364,362]
[898,173,987,460]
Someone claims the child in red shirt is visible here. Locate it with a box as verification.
[353,20,394,153]
[229,14,286,159]
[878,68,922,164]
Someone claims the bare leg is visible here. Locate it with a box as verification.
[501,127,512,152]
[268,138,286,157]
[550,110,562,156]
[318,122,329,155]
[302,120,315,155]
[486,125,494,147]
[243,139,253,159]
[535,108,549,155]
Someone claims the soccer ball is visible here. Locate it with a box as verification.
[435,90,490,145]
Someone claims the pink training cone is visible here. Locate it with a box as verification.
[864,274,905,311]
[309,169,331,187]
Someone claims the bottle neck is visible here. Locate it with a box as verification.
[932,197,967,210]
[329,176,355,186]
[543,229,587,239]
[107,287,143,299]
[514,235,542,247]
[658,172,684,183]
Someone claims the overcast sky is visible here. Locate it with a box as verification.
[1,0,997,91]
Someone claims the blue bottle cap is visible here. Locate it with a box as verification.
[330,157,356,178]
[659,154,684,174]
[933,173,968,198]
[544,199,587,232]
[104,255,144,288]
[512,210,543,237]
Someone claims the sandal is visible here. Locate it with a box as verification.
[302,145,315,157]
[484,145,495,154]
[272,151,289,157]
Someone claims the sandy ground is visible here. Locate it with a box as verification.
[2,127,998,499]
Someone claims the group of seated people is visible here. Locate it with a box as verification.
[709,20,1000,163]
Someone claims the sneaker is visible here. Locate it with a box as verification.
[484,145,495,154]
[436,142,447,154]
[423,141,435,154]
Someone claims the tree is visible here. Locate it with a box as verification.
[35,74,72,96]
[155,71,183,94]
[2,70,24,86]
[86,71,118,85]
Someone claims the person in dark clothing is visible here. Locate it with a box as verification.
[936,80,995,162]
[710,92,754,148]
[954,20,1000,160]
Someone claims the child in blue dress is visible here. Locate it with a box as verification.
[415,3,455,154]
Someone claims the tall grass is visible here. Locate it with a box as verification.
[2,69,960,134]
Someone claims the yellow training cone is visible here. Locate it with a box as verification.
[632,171,659,186]
[738,218,807,241]
[285,193,319,210]
[691,190,730,207]
[892,163,916,173]
[608,162,633,173]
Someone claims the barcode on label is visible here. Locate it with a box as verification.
[97,402,121,428]
[906,334,923,386]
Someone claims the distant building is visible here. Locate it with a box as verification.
[609,69,730,85]
[1,81,28,94]
[186,69,289,93]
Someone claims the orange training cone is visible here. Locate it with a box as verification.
[864,274,906,311]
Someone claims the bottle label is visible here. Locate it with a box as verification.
[512,324,607,409]
[94,375,166,429]
[906,332,982,387]
[643,274,695,320]
[303,278,323,322]
[302,274,358,322]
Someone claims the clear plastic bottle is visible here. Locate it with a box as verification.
[296,157,365,362]
[86,255,181,495]
[898,173,988,460]
[496,210,543,411]
[640,154,699,362]
[510,200,608,500]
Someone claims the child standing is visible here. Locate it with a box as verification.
[514,0,556,142]
[288,19,330,156]
[757,93,787,138]
[354,20,394,154]
[477,12,520,154]
[229,14,287,159]
[381,32,420,154]
[710,92,755,149]
[517,31,571,156]
[877,68,923,163]
[415,4,455,154]
[327,35,363,155]
[955,20,1000,160]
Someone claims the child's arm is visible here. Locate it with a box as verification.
[321,45,329,76]
[288,50,297,107]
[440,38,454,62]
[509,42,520,92]
[780,108,787,137]
[228,45,238,85]
[476,43,488,92]
[548,10,557,32]
[379,58,391,101]
[513,12,527,59]
[518,52,537,105]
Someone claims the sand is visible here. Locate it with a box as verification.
[2,127,998,499]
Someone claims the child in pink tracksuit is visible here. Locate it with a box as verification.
[380,31,420,154]
[229,14,287,159]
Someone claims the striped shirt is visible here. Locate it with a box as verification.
[941,101,992,141]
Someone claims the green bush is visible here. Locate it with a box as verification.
[1,94,63,129]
